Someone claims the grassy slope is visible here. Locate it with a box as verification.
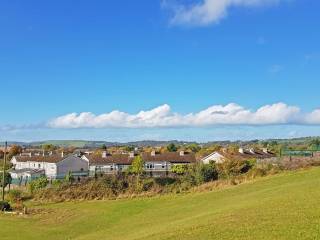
[1,168,320,240]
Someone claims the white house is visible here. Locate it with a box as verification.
[10,153,89,180]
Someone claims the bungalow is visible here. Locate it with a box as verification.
[82,152,135,176]
[10,152,89,181]
[141,151,196,176]
[201,148,276,164]
[82,151,196,177]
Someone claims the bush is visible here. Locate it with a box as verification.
[142,178,155,191]
[0,172,12,188]
[7,189,23,204]
[246,167,267,179]
[194,163,219,184]
[155,177,176,186]
[216,159,254,179]
[0,201,11,211]
[171,164,188,175]
[102,174,128,194]
[180,163,218,187]
[29,177,48,194]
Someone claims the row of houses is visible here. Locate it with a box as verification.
[8,148,277,183]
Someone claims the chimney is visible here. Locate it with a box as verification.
[239,148,244,154]
[129,152,135,158]
[262,148,269,154]
[151,150,156,156]
[179,151,185,156]
[102,151,107,158]
[29,152,32,157]
[42,150,45,157]
[61,151,64,158]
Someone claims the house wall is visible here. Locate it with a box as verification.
[13,160,57,179]
[56,156,89,179]
[145,161,169,172]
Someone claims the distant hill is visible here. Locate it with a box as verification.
[0,136,319,148]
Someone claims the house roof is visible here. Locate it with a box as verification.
[13,155,64,163]
[141,152,196,163]
[85,154,134,165]
[202,150,275,161]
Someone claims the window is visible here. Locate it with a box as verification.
[146,163,154,169]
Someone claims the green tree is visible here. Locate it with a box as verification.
[167,143,177,152]
[187,144,201,153]
[309,139,320,150]
[0,172,12,189]
[100,144,107,150]
[42,144,56,151]
[124,146,135,152]
[129,156,145,175]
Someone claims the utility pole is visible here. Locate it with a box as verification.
[1,141,7,201]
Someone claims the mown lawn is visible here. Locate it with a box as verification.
[1,168,320,240]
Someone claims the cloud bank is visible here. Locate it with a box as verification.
[47,103,320,129]
[165,0,283,26]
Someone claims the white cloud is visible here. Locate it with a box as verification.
[165,0,282,26]
[47,102,320,129]
[305,109,320,125]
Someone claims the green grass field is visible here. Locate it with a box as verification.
[1,168,320,240]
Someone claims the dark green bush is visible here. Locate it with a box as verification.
[155,177,176,186]
[142,178,155,191]
[0,201,11,211]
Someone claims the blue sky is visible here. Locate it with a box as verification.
[0,0,320,142]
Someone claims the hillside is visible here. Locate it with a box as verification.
[1,167,320,240]
[1,136,320,148]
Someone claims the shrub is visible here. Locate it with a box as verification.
[246,167,267,179]
[29,177,48,194]
[216,159,254,179]
[142,178,155,191]
[65,171,74,183]
[171,164,188,175]
[0,201,11,211]
[0,172,12,188]
[103,174,128,194]
[195,163,219,184]
[155,177,176,186]
[7,189,23,204]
